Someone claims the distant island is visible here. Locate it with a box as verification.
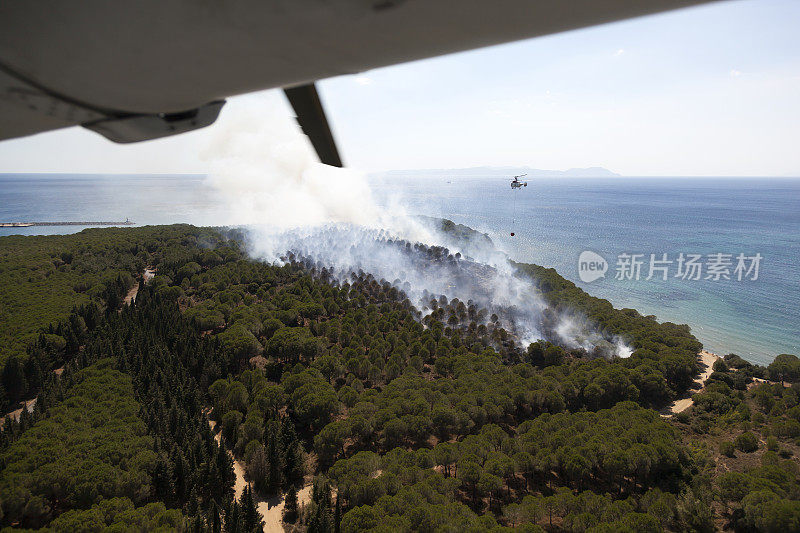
[373,165,622,179]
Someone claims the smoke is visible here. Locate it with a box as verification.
[201,95,426,238]
[203,95,632,358]
[552,314,633,359]
[243,224,549,343]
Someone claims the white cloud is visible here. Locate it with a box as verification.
[730,68,742,77]
[355,75,373,85]
[615,48,625,56]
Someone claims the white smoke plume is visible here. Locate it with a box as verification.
[203,94,631,358]
[245,224,549,343]
[202,95,426,239]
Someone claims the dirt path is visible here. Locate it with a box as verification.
[662,350,720,416]
[1,364,66,429]
[122,285,139,305]
[123,268,156,305]
[749,376,790,389]
[207,415,313,530]
[208,418,248,500]
[695,350,719,386]
[0,398,37,429]
[5,268,152,427]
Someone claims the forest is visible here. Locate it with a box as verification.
[0,223,798,532]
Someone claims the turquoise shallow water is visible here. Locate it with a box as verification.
[1,173,797,365]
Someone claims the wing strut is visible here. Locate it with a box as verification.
[283,83,343,168]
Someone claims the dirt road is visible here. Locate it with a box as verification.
[123,268,156,305]
[207,415,312,531]
[208,418,248,500]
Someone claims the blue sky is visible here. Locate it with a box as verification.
[1,0,799,176]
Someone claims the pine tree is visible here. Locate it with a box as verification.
[249,444,269,493]
[288,444,305,482]
[23,349,44,395]
[217,443,235,497]
[280,417,298,448]
[226,500,241,533]
[265,422,283,492]
[18,402,33,431]
[172,446,189,504]
[307,479,333,533]
[1,356,27,403]
[210,499,222,533]
[152,453,176,506]
[240,485,262,533]
[281,418,304,482]
[187,486,200,516]
[191,514,204,533]
[283,486,299,524]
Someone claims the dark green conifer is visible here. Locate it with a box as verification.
[283,486,299,524]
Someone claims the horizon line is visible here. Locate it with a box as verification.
[2,172,799,179]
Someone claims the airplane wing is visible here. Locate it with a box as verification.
[0,1,717,166]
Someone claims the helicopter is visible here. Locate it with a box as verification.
[509,174,528,236]
[510,174,528,189]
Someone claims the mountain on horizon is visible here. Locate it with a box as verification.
[372,166,621,179]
